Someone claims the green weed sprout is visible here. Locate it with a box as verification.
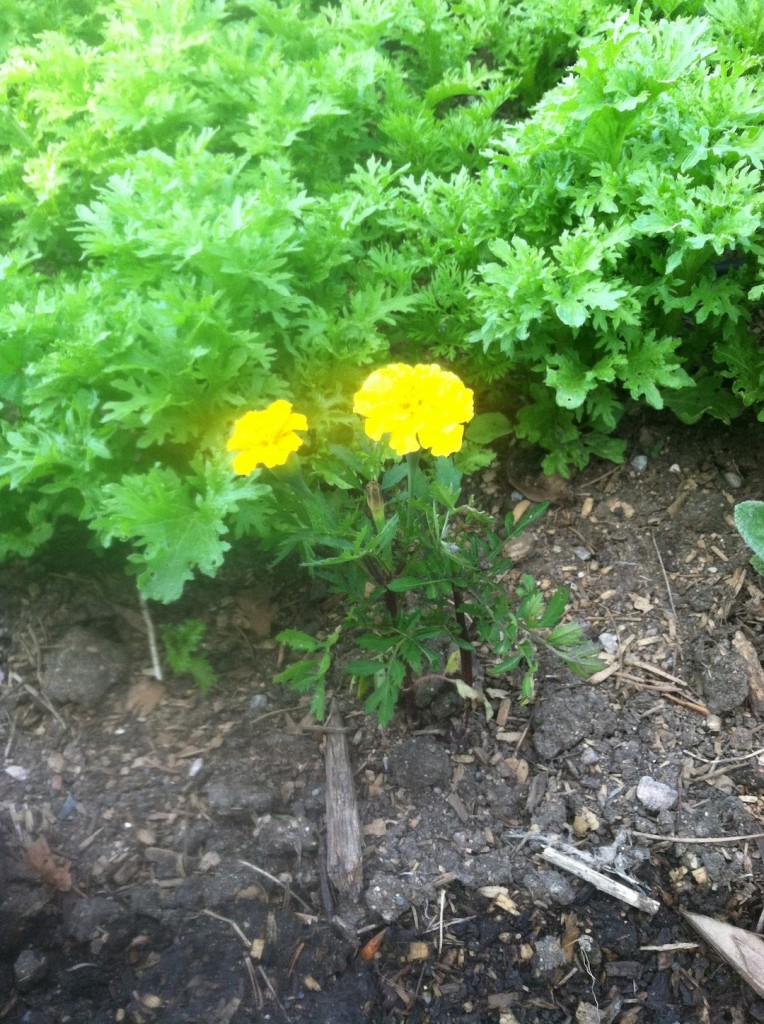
[162,619,216,695]
[228,364,599,725]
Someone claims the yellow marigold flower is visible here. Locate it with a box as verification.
[227,399,308,474]
[353,363,474,457]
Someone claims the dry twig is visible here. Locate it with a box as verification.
[633,830,764,844]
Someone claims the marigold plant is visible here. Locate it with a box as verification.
[226,366,600,724]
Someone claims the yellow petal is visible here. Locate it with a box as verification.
[418,422,464,457]
[227,400,307,473]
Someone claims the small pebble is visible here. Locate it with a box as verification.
[669,463,681,474]
[636,776,678,812]
[630,455,648,471]
[580,746,600,766]
[249,694,269,710]
[598,632,619,655]
[705,714,722,733]
[724,471,742,489]
[58,793,77,820]
[572,545,592,562]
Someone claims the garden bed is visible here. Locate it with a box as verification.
[1,412,764,1024]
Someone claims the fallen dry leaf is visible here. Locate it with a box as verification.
[479,886,520,915]
[573,808,600,837]
[235,585,275,638]
[561,912,580,962]
[575,986,621,1024]
[24,837,73,891]
[360,928,386,961]
[733,630,764,716]
[608,499,634,519]
[362,818,387,837]
[502,532,535,563]
[125,678,166,717]
[408,942,430,960]
[682,910,764,999]
[618,1009,643,1024]
[507,471,573,504]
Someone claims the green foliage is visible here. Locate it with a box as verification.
[399,11,764,473]
[162,618,216,694]
[734,500,764,575]
[1,0,763,601]
[274,449,598,724]
[274,627,341,720]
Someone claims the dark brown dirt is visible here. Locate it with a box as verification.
[1,411,764,1024]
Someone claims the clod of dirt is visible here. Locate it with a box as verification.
[206,776,276,822]
[532,685,617,759]
[63,895,129,944]
[675,491,730,533]
[41,626,129,706]
[520,867,576,907]
[254,814,318,859]
[13,948,48,990]
[365,871,419,921]
[694,640,750,713]
[533,934,568,977]
[387,735,451,792]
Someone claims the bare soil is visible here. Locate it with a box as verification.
[2,411,764,1024]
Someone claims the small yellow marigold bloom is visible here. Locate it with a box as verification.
[227,399,308,474]
[353,363,474,457]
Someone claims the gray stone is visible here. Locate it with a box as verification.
[42,627,129,706]
[533,686,616,759]
[387,736,451,793]
[724,471,742,489]
[598,632,619,655]
[630,455,648,472]
[636,776,678,812]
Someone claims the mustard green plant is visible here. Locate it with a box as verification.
[734,501,764,576]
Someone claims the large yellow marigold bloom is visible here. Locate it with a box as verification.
[227,399,308,474]
[353,363,474,457]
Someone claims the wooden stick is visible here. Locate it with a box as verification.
[325,701,363,901]
[540,846,659,915]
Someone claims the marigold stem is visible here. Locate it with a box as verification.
[451,584,474,687]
